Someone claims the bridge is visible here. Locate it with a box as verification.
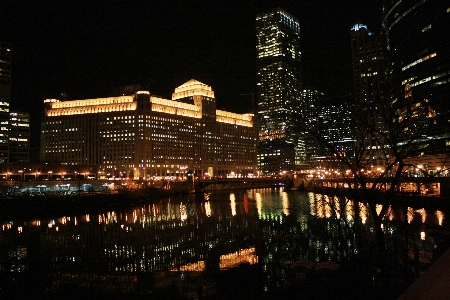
[0,177,295,196]
[195,177,294,191]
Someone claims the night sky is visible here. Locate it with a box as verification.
[1,0,381,147]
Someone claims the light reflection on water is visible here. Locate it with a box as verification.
[1,188,449,299]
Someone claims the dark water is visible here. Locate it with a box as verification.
[1,188,449,299]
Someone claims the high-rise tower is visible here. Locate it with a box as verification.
[351,24,385,106]
[255,8,302,175]
[350,24,387,167]
[383,0,450,155]
[0,42,12,163]
[9,112,30,163]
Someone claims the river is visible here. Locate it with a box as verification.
[1,188,449,299]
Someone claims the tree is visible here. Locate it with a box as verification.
[297,79,449,294]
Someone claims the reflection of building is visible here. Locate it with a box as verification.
[0,189,444,297]
[255,8,302,175]
[41,80,257,179]
[34,199,260,294]
[383,1,450,155]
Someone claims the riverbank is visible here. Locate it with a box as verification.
[3,184,448,222]
[0,187,177,221]
[309,186,450,210]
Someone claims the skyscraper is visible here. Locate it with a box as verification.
[316,95,355,160]
[299,87,322,163]
[0,42,12,163]
[255,8,302,175]
[350,24,386,167]
[9,112,30,163]
[383,0,450,155]
[350,24,384,106]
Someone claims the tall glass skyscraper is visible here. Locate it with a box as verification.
[0,42,12,163]
[255,8,302,174]
[351,24,385,106]
[350,24,387,167]
[383,0,450,155]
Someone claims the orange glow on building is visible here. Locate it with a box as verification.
[41,79,257,179]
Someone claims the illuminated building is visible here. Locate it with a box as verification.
[257,140,296,175]
[350,24,387,167]
[299,88,323,164]
[351,24,385,107]
[255,8,302,175]
[40,79,257,179]
[383,1,450,154]
[0,42,12,163]
[315,95,355,165]
[8,112,30,163]
[0,42,30,163]
[295,87,355,167]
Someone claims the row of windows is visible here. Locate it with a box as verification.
[402,52,436,71]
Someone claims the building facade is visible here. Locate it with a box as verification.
[316,95,355,162]
[299,88,324,165]
[0,42,31,163]
[383,0,450,155]
[9,111,30,163]
[255,8,302,175]
[350,24,385,106]
[0,42,12,163]
[40,79,257,180]
[350,24,387,167]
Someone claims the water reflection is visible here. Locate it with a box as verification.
[1,188,449,299]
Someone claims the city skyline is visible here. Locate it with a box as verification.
[1,0,381,147]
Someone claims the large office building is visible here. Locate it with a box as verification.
[0,41,30,163]
[255,8,302,175]
[316,95,355,161]
[9,111,30,163]
[299,88,324,164]
[383,0,450,155]
[0,42,12,163]
[40,79,257,180]
[350,24,385,106]
[350,24,387,167]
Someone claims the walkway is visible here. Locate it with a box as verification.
[398,247,450,299]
